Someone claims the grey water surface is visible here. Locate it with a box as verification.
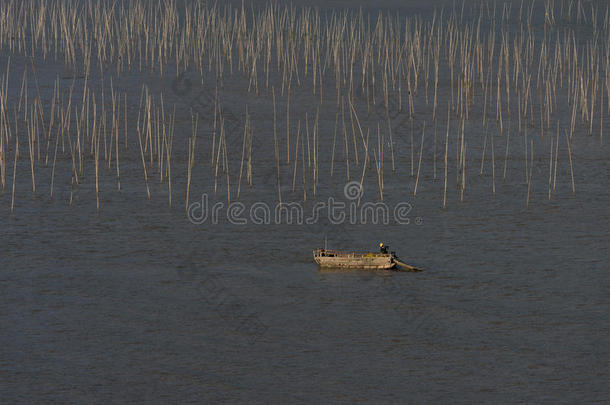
[1,0,609,403]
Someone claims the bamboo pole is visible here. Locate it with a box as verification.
[443,103,449,208]
[565,129,575,194]
[414,121,425,196]
[11,134,18,212]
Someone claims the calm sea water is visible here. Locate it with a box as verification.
[1,1,609,403]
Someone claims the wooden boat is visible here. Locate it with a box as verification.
[313,248,422,271]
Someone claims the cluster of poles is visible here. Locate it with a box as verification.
[0,0,607,211]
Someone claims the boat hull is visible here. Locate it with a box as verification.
[313,249,395,270]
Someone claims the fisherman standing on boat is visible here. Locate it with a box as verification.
[379,243,388,254]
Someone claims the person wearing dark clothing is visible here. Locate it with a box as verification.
[379,243,388,254]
